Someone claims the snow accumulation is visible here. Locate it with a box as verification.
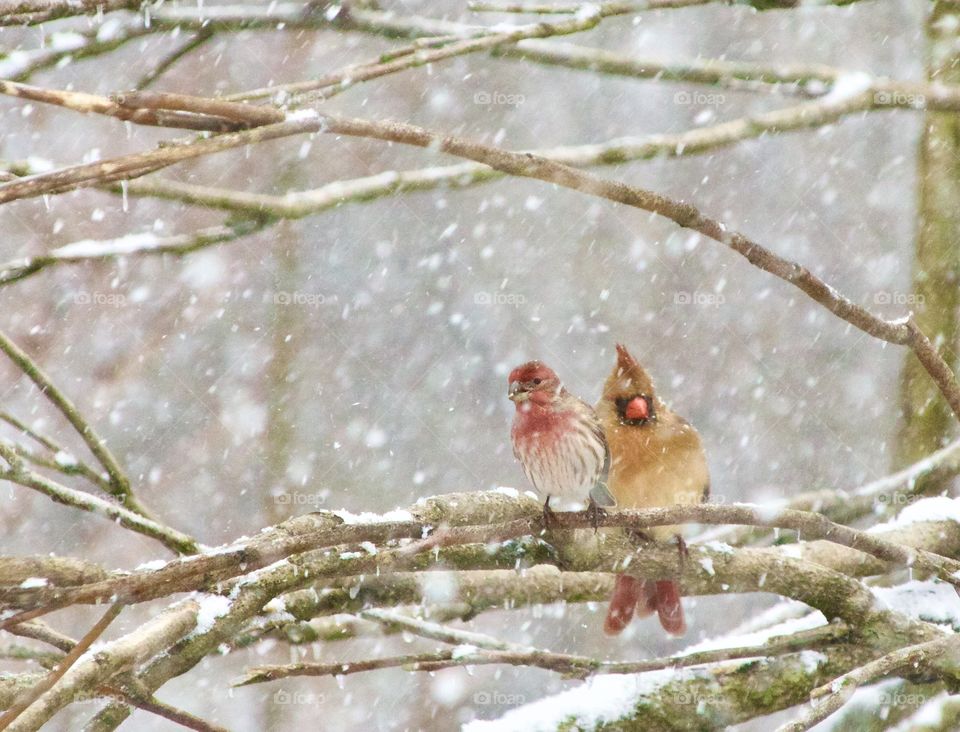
[872,580,960,628]
[51,232,163,259]
[451,644,479,660]
[135,559,168,572]
[49,31,86,52]
[869,496,960,532]
[332,508,415,524]
[463,669,689,732]
[680,610,826,656]
[466,610,829,731]
[816,679,910,732]
[742,500,788,523]
[18,577,48,589]
[53,450,78,468]
[699,541,735,555]
[284,108,321,123]
[822,72,874,103]
[889,691,954,731]
[0,51,32,78]
[188,594,233,637]
[574,3,602,21]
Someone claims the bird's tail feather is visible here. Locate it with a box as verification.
[654,580,686,636]
[603,575,642,635]
[603,576,686,636]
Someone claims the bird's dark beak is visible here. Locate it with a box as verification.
[508,381,528,402]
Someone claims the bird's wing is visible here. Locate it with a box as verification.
[590,424,617,507]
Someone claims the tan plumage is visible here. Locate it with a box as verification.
[597,344,709,636]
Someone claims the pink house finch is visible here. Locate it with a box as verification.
[508,361,612,522]
[597,344,709,637]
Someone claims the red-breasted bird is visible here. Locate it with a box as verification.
[508,361,613,522]
[597,344,709,637]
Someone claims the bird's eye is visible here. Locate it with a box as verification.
[532,378,542,385]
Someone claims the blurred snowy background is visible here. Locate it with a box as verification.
[0,0,933,729]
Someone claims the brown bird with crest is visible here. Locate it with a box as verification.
[597,344,709,636]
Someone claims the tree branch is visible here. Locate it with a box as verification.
[0,444,200,556]
[235,620,848,685]
[0,330,136,507]
[0,603,123,730]
[777,633,960,732]
[3,601,198,732]
[0,220,269,287]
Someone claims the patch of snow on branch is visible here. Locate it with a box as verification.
[728,600,812,636]
[869,496,960,532]
[822,72,874,103]
[51,232,164,259]
[463,669,691,732]
[889,691,954,731]
[135,559,168,572]
[699,541,734,555]
[817,680,910,732]
[285,108,321,123]
[680,611,826,657]
[53,451,79,468]
[188,594,233,637]
[872,580,960,628]
[332,508,415,524]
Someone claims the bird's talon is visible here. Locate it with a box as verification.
[542,497,559,531]
[586,498,607,532]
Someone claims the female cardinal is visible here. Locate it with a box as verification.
[597,344,709,637]
[508,361,613,522]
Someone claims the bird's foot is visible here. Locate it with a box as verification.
[627,528,652,544]
[542,497,559,531]
[586,497,607,532]
[675,534,689,564]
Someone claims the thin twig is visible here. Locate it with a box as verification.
[136,30,215,90]
[0,220,269,287]
[315,114,960,423]
[0,330,136,506]
[697,435,960,546]
[225,5,603,105]
[6,103,957,431]
[0,444,200,556]
[359,608,525,650]
[0,413,58,454]
[1,619,225,731]
[0,0,137,26]
[3,441,112,493]
[235,621,848,684]
[0,22,153,81]
[100,682,230,732]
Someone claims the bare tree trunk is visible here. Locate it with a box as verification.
[263,221,300,528]
[895,1,960,488]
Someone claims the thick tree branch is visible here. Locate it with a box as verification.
[3,601,198,732]
[6,495,960,613]
[0,603,123,729]
[778,633,960,732]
